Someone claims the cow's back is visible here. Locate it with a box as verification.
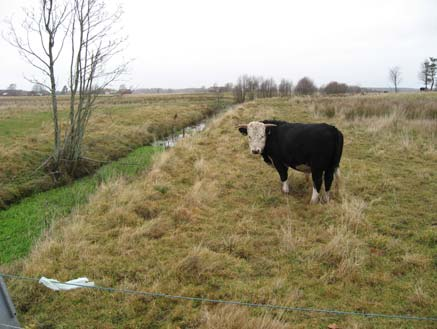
[266,122,342,170]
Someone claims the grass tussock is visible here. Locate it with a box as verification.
[402,253,431,269]
[2,95,437,328]
[278,219,305,252]
[200,305,290,329]
[340,196,368,233]
[313,225,366,281]
[176,246,249,283]
[408,281,432,308]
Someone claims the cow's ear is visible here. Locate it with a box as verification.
[238,127,247,135]
[237,124,248,135]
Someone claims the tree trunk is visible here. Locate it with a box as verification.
[45,3,61,166]
[49,65,60,164]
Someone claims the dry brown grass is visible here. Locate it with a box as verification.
[408,281,432,308]
[313,225,366,281]
[200,305,290,329]
[340,196,368,233]
[313,93,437,159]
[402,253,431,269]
[278,219,305,252]
[313,93,437,121]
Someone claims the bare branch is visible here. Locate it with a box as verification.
[389,66,402,93]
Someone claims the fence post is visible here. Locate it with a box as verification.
[0,276,21,328]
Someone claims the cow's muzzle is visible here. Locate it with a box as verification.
[251,150,260,155]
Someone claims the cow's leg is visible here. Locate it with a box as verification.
[322,168,335,203]
[273,161,289,194]
[310,169,323,204]
[334,167,340,191]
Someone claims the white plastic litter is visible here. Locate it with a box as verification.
[38,277,95,291]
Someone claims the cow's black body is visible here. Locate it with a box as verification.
[241,120,344,195]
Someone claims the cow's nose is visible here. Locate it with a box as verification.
[252,150,260,154]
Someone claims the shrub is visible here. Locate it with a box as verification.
[294,77,317,95]
[323,81,348,94]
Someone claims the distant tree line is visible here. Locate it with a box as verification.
[233,75,293,103]
[233,75,363,103]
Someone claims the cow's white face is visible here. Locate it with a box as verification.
[247,121,267,154]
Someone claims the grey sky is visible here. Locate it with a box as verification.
[1,0,436,90]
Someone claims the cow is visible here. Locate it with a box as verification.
[238,120,343,204]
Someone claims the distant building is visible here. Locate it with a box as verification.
[0,89,28,96]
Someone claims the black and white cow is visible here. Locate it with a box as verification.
[238,120,343,204]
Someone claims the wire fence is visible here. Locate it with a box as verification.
[1,272,437,323]
[0,323,21,329]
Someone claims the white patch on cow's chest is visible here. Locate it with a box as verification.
[296,164,311,173]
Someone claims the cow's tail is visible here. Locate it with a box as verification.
[332,128,344,170]
[332,128,344,191]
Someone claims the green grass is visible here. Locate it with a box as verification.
[0,145,161,264]
[0,111,55,141]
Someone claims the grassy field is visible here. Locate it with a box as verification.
[0,93,232,208]
[2,93,437,328]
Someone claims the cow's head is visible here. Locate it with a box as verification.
[238,121,276,154]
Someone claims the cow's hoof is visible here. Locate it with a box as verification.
[310,187,319,204]
[282,182,289,194]
[321,192,330,204]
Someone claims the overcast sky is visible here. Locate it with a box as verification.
[1,0,437,90]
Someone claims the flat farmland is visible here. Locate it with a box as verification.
[3,93,437,328]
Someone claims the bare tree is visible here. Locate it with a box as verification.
[6,0,127,176]
[322,81,348,95]
[419,59,431,90]
[278,79,293,97]
[258,78,277,98]
[62,0,127,173]
[246,76,259,101]
[233,75,248,103]
[294,77,317,95]
[5,0,69,163]
[429,57,437,91]
[389,66,402,93]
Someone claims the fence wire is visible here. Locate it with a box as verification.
[1,273,437,322]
